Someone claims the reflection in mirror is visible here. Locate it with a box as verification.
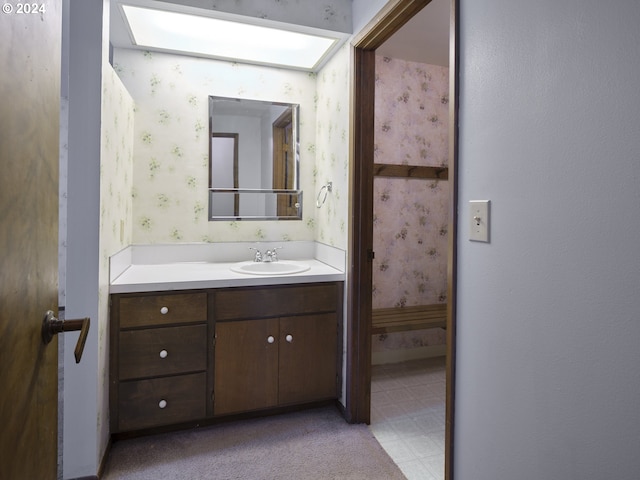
[210,133,239,216]
[208,190,302,220]
[208,96,301,220]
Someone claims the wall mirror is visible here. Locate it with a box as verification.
[208,96,302,220]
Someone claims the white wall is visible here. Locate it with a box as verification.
[64,0,106,477]
[455,1,640,479]
[352,0,389,34]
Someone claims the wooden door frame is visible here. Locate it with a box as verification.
[346,0,459,478]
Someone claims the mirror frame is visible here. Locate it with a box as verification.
[208,96,302,221]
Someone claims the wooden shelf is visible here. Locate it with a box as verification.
[373,163,448,180]
[372,304,446,334]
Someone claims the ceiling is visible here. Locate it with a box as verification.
[376,0,450,67]
[110,0,450,69]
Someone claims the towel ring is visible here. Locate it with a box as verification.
[316,182,333,208]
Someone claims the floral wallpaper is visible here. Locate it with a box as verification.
[372,55,449,354]
[313,43,350,250]
[113,48,323,244]
[98,65,135,449]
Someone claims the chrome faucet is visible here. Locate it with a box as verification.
[248,247,262,262]
[249,246,282,262]
[263,247,282,263]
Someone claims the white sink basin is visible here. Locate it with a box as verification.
[230,261,310,276]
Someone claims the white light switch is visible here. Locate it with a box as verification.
[469,200,490,242]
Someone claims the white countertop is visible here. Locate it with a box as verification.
[110,259,345,294]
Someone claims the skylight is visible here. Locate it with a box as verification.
[121,4,342,71]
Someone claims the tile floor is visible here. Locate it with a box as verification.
[369,356,446,480]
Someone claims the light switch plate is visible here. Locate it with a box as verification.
[469,200,490,242]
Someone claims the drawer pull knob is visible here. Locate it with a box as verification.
[267,335,275,344]
[160,306,169,315]
[285,334,293,343]
[159,349,168,359]
[159,399,167,409]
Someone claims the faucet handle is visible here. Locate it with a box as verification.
[248,247,262,262]
[271,246,282,262]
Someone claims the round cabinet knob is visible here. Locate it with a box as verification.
[159,349,168,359]
[285,334,293,343]
[267,335,275,344]
[158,400,167,409]
[160,306,169,315]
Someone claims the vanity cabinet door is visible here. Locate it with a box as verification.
[278,313,338,406]
[213,313,339,416]
[212,282,343,418]
[214,318,280,415]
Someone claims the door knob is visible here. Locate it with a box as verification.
[41,310,90,364]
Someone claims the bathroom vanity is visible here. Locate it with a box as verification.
[109,244,345,435]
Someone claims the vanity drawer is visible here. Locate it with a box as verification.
[215,284,338,320]
[117,372,207,432]
[119,292,207,328]
[118,324,208,381]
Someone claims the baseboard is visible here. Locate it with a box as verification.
[371,344,446,365]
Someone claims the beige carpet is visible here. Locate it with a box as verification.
[102,406,406,480]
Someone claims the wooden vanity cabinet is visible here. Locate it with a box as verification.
[110,282,342,434]
[213,283,342,416]
[110,291,210,433]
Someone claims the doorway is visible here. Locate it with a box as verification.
[346,0,458,478]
